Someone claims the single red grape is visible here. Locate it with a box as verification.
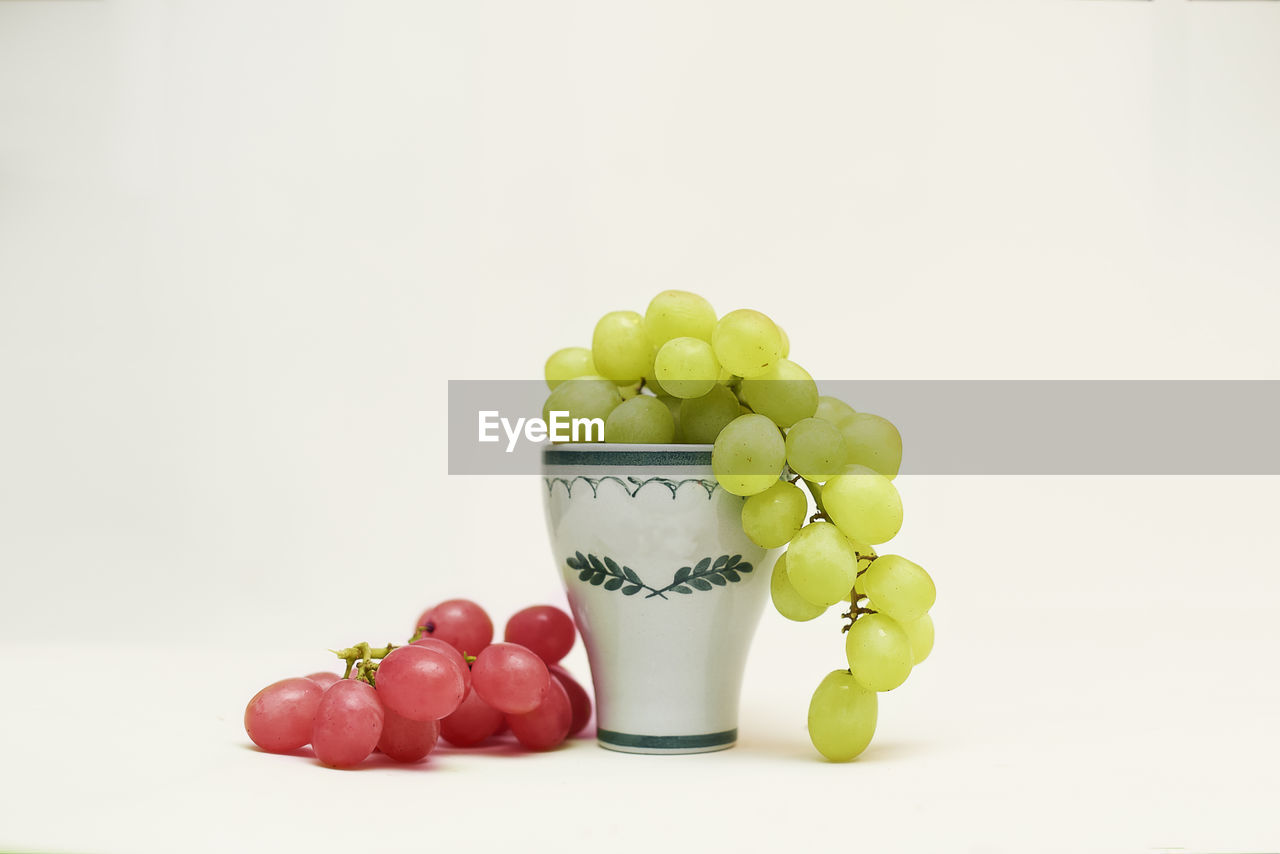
[245,677,324,753]
[470,642,550,715]
[312,679,384,768]
[375,645,467,721]
[377,706,440,763]
[409,636,472,691]
[439,686,505,747]
[305,672,342,690]
[504,605,576,664]
[413,599,493,656]
[548,664,592,737]
[506,677,571,751]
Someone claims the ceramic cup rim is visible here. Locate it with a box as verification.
[541,443,714,453]
[541,443,716,470]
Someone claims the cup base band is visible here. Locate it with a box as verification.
[595,728,738,754]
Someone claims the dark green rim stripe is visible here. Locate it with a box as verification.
[544,449,712,467]
[596,728,737,749]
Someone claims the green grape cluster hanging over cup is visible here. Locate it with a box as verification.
[543,290,936,762]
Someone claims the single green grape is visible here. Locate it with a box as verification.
[845,613,913,692]
[544,347,597,390]
[785,522,858,606]
[711,414,786,496]
[901,613,934,665]
[592,310,651,382]
[822,464,903,545]
[840,412,903,479]
[644,290,717,348]
[784,417,848,482]
[738,359,818,428]
[860,554,935,623]
[712,309,782,378]
[654,337,719,399]
[769,552,825,621]
[604,395,676,444]
[808,670,877,762]
[813,395,856,426]
[741,480,807,548]
[541,376,623,440]
[679,385,740,444]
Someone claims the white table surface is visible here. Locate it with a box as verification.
[3,593,1277,854]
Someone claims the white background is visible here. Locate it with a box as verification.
[1,1,1278,852]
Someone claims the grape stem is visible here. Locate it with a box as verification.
[808,510,831,523]
[839,603,877,633]
[332,641,399,683]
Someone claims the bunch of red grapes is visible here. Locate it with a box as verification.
[243,600,592,768]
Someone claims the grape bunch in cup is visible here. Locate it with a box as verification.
[543,290,936,761]
[243,601,592,767]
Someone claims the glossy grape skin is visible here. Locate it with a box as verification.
[839,412,903,479]
[644,290,717,347]
[679,385,741,444]
[547,664,593,737]
[808,670,878,761]
[738,359,819,428]
[506,677,572,751]
[592,311,651,382]
[408,637,472,691]
[860,554,936,623]
[902,613,935,664]
[414,599,494,657]
[845,614,913,692]
[604,395,676,444]
[471,643,552,714]
[741,480,807,548]
[305,672,342,690]
[439,687,505,747]
[712,309,783,378]
[544,347,596,389]
[785,417,848,482]
[375,645,468,722]
[711,413,786,496]
[813,395,857,426]
[823,465,904,545]
[769,552,825,622]
[786,522,859,607]
[504,605,577,665]
[312,679,385,768]
[244,677,324,753]
[654,337,719,399]
[377,707,440,763]
[541,376,623,437]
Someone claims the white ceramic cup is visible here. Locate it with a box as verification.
[542,443,777,754]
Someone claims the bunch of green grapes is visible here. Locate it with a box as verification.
[542,290,935,762]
